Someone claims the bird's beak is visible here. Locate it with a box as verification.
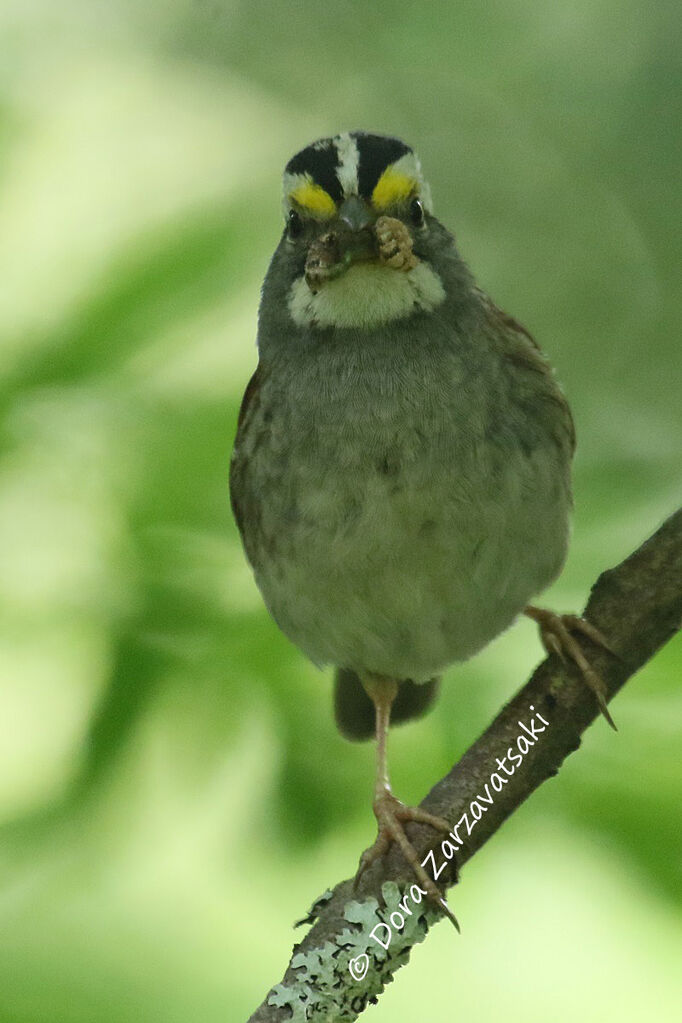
[335,196,376,264]
[304,197,379,292]
[338,196,372,232]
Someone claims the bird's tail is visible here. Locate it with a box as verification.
[333,668,440,742]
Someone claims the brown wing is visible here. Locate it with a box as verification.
[481,292,576,457]
[229,362,265,544]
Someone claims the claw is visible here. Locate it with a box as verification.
[543,632,566,661]
[354,831,390,890]
[560,613,620,659]
[595,689,617,732]
[525,605,618,730]
[354,789,460,931]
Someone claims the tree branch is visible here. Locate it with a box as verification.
[247,508,682,1023]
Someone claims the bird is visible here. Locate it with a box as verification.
[229,131,614,926]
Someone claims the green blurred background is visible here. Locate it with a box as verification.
[0,2,680,1020]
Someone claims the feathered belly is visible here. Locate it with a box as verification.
[246,420,570,681]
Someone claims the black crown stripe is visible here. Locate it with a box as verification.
[285,141,343,203]
[285,133,413,202]
[352,132,412,200]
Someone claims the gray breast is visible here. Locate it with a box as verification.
[234,311,572,680]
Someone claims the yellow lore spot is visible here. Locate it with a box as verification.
[289,180,336,218]
[371,168,416,210]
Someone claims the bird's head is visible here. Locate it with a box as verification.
[271,131,451,330]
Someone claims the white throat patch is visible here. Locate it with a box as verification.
[288,262,446,330]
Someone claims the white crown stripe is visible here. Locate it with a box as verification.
[282,136,433,214]
[334,133,361,199]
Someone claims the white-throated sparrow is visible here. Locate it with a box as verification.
[230,132,614,925]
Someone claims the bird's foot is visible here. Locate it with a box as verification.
[353,788,459,931]
[525,605,618,730]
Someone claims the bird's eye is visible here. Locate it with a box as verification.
[409,197,425,227]
[287,209,303,238]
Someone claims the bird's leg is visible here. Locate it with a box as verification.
[524,604,618,730]
[353,671,460,930]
